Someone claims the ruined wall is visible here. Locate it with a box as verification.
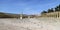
[41,12,60,18]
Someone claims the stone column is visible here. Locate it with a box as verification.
[28,16,30,18]
[20,14,23,19]
[57,12,59,18]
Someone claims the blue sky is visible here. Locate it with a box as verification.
[0,0,60,15]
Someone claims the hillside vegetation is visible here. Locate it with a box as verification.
[0,12,20,18]
[41,4,60,17]
[0,12,36,18]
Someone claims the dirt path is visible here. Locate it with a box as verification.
[0,18,60,30]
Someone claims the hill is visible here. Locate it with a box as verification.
[0,12,20,18]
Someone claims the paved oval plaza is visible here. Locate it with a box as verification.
[0,18,60,30]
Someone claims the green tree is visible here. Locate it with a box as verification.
[58,4,60,10]
[47,8,54,13]
[55,7,58,11]
[55,5,60,11]
[41,11,47,14]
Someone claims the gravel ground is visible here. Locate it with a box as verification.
[0,18,60,30]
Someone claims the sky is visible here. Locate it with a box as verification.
[0,0,60,15]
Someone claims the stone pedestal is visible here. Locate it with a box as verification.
[20,16,22,19]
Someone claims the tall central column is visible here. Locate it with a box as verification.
[20,14,23,19]
[20,10,23,19]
